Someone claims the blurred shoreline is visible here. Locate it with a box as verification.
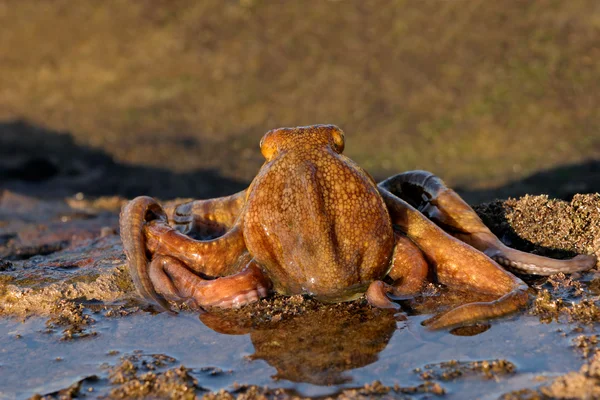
[1,0,598,200]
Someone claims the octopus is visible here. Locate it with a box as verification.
[120,125,597,329]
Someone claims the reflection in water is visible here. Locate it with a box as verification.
[0,296,585,398]
[200,305,398,385]
[449,323,491,336]
[198,287,516,385]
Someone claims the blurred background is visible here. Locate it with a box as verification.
[0,0,599,204]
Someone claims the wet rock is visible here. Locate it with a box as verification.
[474,194,600,264]
[32,354,204,400]
[42,300,97,341]
[0,191,133,318]
[416,359,516,381]
[107,354,204,400]
[202,380,445,400]
[332,380,446,400]
[502,351,600,399]
[30,375,99,400]
[573,335,599,359]
[530,272,600,326]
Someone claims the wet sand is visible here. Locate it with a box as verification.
[1,191,599,399]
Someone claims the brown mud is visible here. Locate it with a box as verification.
[1,191,600,398]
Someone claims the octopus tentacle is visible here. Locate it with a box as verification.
[120,196,173,312]
[151,255,270,309]
[120,195,251,311]
[387,233,429,295]
[143,218,248,277]
[366,234,429,310]
[422,284,529,330]
[164,190,248,237]
[379,171,597,276]
[466,234,598,276]
[366,281,401,309]
[379,188,529,329]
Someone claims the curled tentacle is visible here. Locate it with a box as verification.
[378,170,445,210]
[165,201,193,234]
[483,244,597,276]
[150,256,270,309]
[379,170,597,276]
[423,283,529,330]
[120,196,173,312]
[366,281,401,310]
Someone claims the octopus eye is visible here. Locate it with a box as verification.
[260,131,278,161]
[331,128,345,153]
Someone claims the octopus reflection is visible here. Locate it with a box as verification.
[198,293,495,385]
[200,302,397,385]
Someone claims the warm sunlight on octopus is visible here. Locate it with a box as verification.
[120,125,597,329]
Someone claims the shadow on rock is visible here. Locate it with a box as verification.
[457,159,600,205]
[3,119,599,205]
[0,119,247,199]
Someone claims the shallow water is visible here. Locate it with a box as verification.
[0,308,586,399]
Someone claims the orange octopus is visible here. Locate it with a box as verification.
[120,125,596,329]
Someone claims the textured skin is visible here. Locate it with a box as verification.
[120,125,598,329]
[243,126,394,300]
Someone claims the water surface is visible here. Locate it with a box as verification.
[0,308,585,399]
